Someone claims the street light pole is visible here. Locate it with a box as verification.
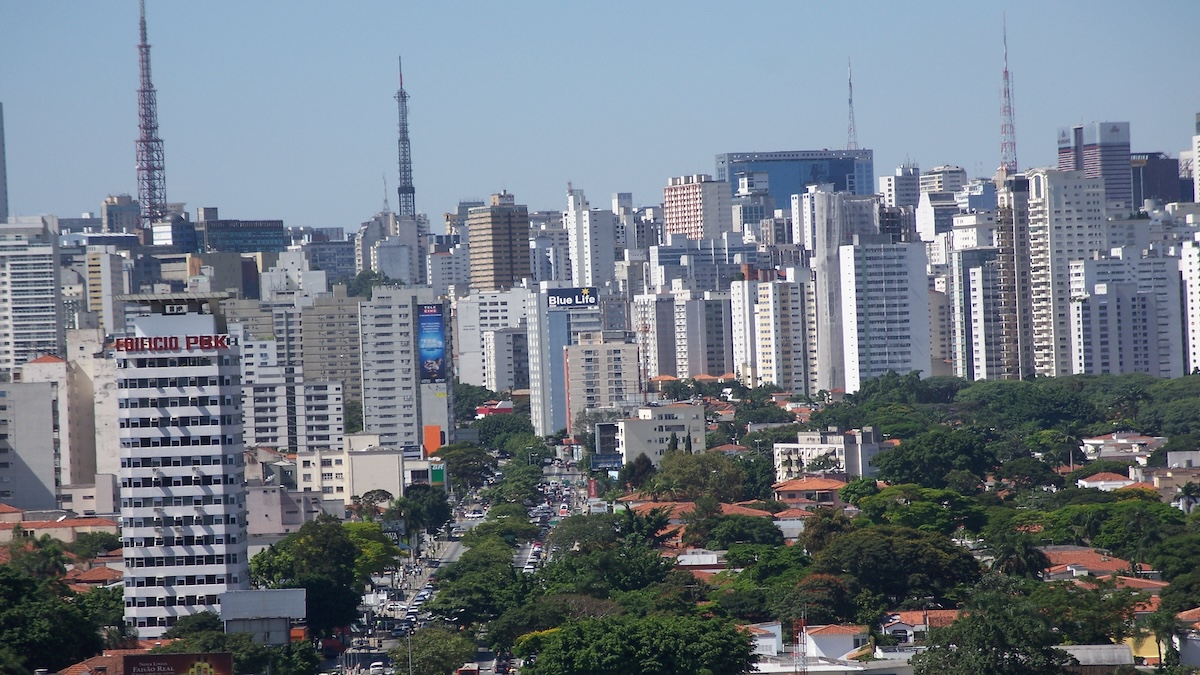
[407,630,414,675]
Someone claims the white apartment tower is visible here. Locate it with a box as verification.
[116,294,249,637]
[452,287,529,388]
[1182,233,1200,374]
[1027,169,1109,377]
[755,271,816,396]
[879,163,920,209]
[564,188,616,288]
[564,333,640,433]
[840,236,931,394]
[0,216,64,378]
[729,277,760,386]
[359,287,453,454]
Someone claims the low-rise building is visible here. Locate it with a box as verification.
[605,404,706,467]
[772,427,883,481]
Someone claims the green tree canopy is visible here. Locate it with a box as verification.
[431,442,497,494]
[651,450,744,502]
[517,614,756,675]
[873,427,994,489]
[857,484,988,535]
[388,626,478,675]
[343,521,405,581]
[474,414,535,449]
[0,566,102,671]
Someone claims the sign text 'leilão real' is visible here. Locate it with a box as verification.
[112,335,236,352]
[546,287,599,309]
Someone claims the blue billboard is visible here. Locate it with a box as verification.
[417,303,446,384]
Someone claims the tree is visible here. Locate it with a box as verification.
[652,450,744,503]
[161,610,223,637]
[997,456,1063,491]
[518,614,756,675]
[912,575,1076,675]
[344,399,363,433]
[734,450,777,502]
[388,626,478,675]
[797,507,854,555]
[396,484,454,535]
[703,515,784,549]
[772,574,857,627]
[454,379,499,428]
[151,630,270,675]
[7,532,68,586]
[347,269,396,297]
[617,453,657,491]
[75,585,131,647]
[984,529,1050,579]
[474,414,535,450]
[550,513,621,554]
[0,567,103,672]
[857,484,988,535]
[343,521,405,582]
[813,525,981,608]
[431,443,497,495]
[839,476,880,506]
[64,531,122,560]
[1028,577,1142,645]
[872,427,994,489]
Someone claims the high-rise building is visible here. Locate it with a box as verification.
[632,293,677,379]
[1028,169,1109,376]
[672,287,733,379]
[0,216,64,378]
[468,192,531,292]
[358,287,452,454]
[0,380,59,509]
[729,275,761,386]
[1192,114,1200,204]
[196,209,287,254]
[915,191,959,242]
[663,174,732,241]
[1069,283,1160,377]
[716,149,874,203]
[1130,152,1181,207]
[731,173,776,235]
[1057,122,1133,211]
[878,163,920,208]
[300,286,362,402]
[1183,233,1200,374]
[647,234,760,293]
[102,195,143,234]
[482,327,528,393]
[564,188,616,288]
[839,236,931,393]
[919,166,968,194]
[527,285,603,437]
[115,293,249,637]
[754,272,815,396]
[86,246,129,335]
[452,288,528,387]
[564,332,640,434]
[992,173,1036,380]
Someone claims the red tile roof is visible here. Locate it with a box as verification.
[20,517,118,529]
[773,508,815,519]
[27,354,65,364]
[58,649,155,675]
[66,566,123,583]
[884,609,961,629]
[807,624,868,636]
[1042,548,1132,574]
[0,503,22,513]
[1079,472,1131,482]
[630,501,774,520]
[773,477,848,491]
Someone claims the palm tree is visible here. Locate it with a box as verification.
[1177,482,1200,515]
[986,529,1050,579]
[1139,607,1183,669]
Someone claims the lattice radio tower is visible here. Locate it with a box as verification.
[999,17,1019,174]
[136,0,167,228]
[395,57,416,219]
[845,59,858,151]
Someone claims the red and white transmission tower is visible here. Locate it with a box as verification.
[999,17,1019,175]
[135,0,167,229]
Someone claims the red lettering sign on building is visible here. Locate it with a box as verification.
[111,335,233,352]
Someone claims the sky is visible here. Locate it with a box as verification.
[2,1,1199,234]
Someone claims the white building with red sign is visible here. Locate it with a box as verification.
[116,293,249,637]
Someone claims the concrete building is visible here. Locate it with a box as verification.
[1130,152,1181,206]
[610,403,707,467]
[295,437,446,504]
[647,233,760,293]
[482,327,528,393]
[672,286,733,379]
[1058,122,1133,211]
[564,188,616,288]
[1027,169,1109,376]
[300,286,362,403]
[115,293,249,637]
[715,149,875,202]
[915,191,959,242]
[530,222,572,284]
[840,236,931,394]
[633,292,678,379]
[259,250,327,303]
[452,287,528,388]
[729,276,760,386]
[358,287,453,454]
[0,381,59,509]
[731,172,776,235]
[754,272,816,396]
[1069,282,1161,376]
[772,427,882,481]
[86,246,129,335]
[564,332,640,434]
[878,163,920,209]
[0,216,63,379]
[919,165,968,194]
[527,285,604,437]
[663,174,732,241]
[468,191,531,292]
[197,209,286,254]
[800,185,880,393]
[426,239,471,298]
[992,171,1037,380]
[0,102,6,222]
[303,240,356,284]
[1185,234,1200,374]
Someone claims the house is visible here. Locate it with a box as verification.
[1058,644,1135,674]
[57,647,173,675]
[1039,546,1141,581]
[805,624,870,660]
[1081,432,1166,464]
[743,622,784,656]
[880,609,961,644]
[64,565,124,594]
[1076,471,1134,492]
[0,514,119,545]
[772,476,848,506]
[772,508,814,541]
[474,399,514,419]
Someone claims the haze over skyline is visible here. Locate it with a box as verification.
[2,1,1198,232]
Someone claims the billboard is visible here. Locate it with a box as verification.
[590,453,624,471]
[124,653,233,675]
[417,303,447,384]
[546,287,599,310]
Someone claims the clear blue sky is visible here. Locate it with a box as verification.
[2,1,1198,233]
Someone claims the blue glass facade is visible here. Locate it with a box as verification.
[716,150,875,205]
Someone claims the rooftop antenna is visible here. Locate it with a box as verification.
[382,173,391,213]
[136,0,167,229]
[999,15,1019,174]
[846,59,858,151]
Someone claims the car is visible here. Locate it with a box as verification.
[369,662,385,675]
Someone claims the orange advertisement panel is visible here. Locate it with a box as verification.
[423,425,443,455]
[124,653,234,675]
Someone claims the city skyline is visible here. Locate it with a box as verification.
[2,1,1198,231]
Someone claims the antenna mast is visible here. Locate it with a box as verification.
[846,59,858,151]
[999,17,1019,174]
[136,0,167,230]
[395,56,416,218]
